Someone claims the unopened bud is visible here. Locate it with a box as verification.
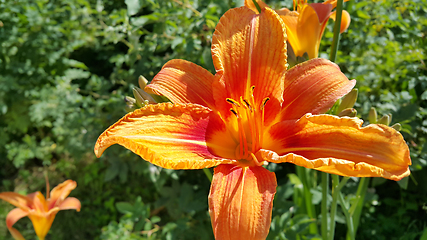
[388,113,392,124]
[337,89,358,113]
[377,114,390,125]
[133,87,156,108]
[338,108,357,117]
[124,96,137,112]
[124,96,136,104]
[368,107,377,123]
[391,123,401,131]
[138,75,149,89]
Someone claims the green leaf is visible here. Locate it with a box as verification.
[125,0,141,16]
[116,202,134,214]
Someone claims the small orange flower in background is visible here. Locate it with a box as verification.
[246,0,351,59]
[94,6,410,240]
[0,180,81,240]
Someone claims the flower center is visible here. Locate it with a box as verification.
[226,86,269,166]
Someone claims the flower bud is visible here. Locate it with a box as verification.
[337,88,358,113]
[133,87,156,107]
[377,115,390,126]
[368,107,377,123]
[391,123,401,131]
[338,108,357,117]
[138,75,149,89]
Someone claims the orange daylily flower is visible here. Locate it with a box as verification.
[94,6,410,239]
[246,0,351,59]
[0,180,81,240]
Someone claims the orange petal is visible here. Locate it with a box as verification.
[7,226,25,240]
[57,197,81,211]
[323,0,351,9]
[262,114,411,181]
[279,11,302,56]
[145,59,216,109]
[95,103,234,169]
[48,180,77,209]
[244,0,269,13]
[0,192,32,211]
[296,4,332,59]
[27,192,48,213]
[330,10,351,33]
[212,7,287,123]
[209,164,277,240]
[6,208,28,228]
[280,58,355,120]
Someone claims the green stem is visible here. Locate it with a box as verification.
[329,175,349,240]
[329,0,344,62]
[297,166,318,234]
[203,168,213,182]
[348,177,369,238]
[251,0,262,13]
[321,172,329,240]
[338,192,355,240]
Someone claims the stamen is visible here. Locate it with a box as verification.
[260,97,270,111]
[242,99,252,111]
[230,108,238,117]
[226,98,240,107]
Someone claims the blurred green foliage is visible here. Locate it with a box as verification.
[0,0,426,239]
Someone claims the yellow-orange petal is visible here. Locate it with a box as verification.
[6,208,28,229]
[57,197,81,211]
[244,0,269,13]
[280,58,355,120]
[145,59,216,109]
[28,212,57,240]
[296,4,331,59]
[48,180,77,209]
[262,114,411,181]
[95,103,234,169]
[0,192,32,211]
[209,164,277,240]
[330,10,351,33]
[212,7,287,123]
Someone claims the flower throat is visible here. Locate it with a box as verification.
[226,86,269,166]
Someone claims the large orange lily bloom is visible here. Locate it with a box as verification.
[94,6,410,240]
[246,0,351,59]
[0,180,81,240]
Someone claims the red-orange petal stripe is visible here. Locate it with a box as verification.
[209,164,277,240]
[280,58,355,120]
[262,114,411,180]
[94,103,234,169]
[146,59,216,109]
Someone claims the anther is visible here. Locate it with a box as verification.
[261,97,270,110]
[230,108,238,117]
[226,98,240,107]
[242,99,252,111]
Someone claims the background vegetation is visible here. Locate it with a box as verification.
[0,0,426,239]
